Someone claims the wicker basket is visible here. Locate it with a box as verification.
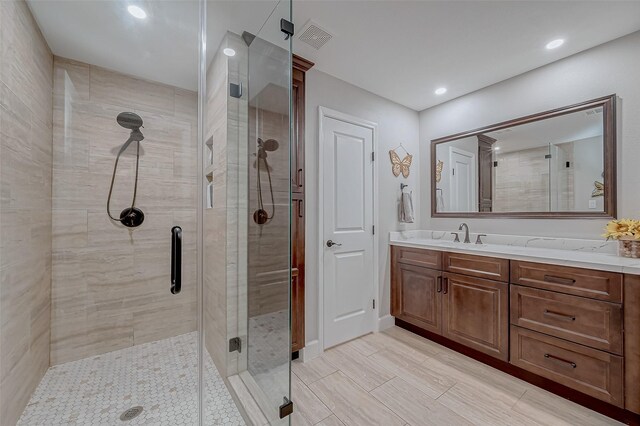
[618,238,640,258]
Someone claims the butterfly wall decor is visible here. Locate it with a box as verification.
[592,181,604,197]
[592,171,605,198]
[389,144,412,178]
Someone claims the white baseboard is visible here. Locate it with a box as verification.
[300,339,321,361]
[377,314,395,331]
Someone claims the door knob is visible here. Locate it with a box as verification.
[326,239,342,247]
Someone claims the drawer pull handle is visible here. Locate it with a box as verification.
[437,276,442,293]
[543,309,576,322]
[543,275,576,286]
[544,353,577,369]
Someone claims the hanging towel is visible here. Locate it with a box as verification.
[399,191,415,223]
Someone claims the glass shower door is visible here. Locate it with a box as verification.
[245,2,293,424]
[8,2,211,426]
[201,0,292,424]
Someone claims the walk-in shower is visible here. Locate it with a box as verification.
[107,112,146,228]
[1,0,293,425]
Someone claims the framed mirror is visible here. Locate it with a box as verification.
[430,94,616,219]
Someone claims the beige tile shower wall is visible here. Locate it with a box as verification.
[203,32,248,378]
[492,145,577,212]
[0,1,53,425]
[493,146,550,212]
[50,57,197,365]
[202,32,249,379]
[247,106,290,318]
[203,41,230,378]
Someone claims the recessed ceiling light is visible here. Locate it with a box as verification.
[434,87,447,95]
[494,147,501,151]
[127,5,147,19]
[546,39,564,50]
[223,48,236,57]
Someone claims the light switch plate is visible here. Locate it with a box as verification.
[589,199,597,209]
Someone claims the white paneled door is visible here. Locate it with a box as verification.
[321,110,375,349]
[449,147,476,212]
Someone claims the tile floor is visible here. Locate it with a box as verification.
[14,325,624,425]
[17,332,244,425]
[292,326,622,426]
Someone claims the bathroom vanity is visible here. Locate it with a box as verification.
[390,231,640,422]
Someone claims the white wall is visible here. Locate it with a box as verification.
[420,31,640,238]
[304,69,420,351]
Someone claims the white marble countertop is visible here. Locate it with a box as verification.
[390,230,640,276]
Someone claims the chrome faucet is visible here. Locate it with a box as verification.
[458,223,471,243]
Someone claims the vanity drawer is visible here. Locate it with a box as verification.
[510,285,623,354]
[443,252,509,282]
[393,246,442,269]
[510,326,624,407]
[510,261,622,302]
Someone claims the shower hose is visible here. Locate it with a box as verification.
[107,137,141,222]
[256,154,275,221]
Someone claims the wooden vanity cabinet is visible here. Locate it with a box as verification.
[391,247,508,360]
[391,261,443,334]
[511,260,622,302]
[442,272,509,360]
[444,251,509,282]
[510,285,623,354]
[391,245,640,422]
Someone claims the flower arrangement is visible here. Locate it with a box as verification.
[604,219,640,258]
[603,219,640,240]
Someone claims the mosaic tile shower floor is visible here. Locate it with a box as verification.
[17,332,245,425]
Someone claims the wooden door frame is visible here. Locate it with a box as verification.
[316,106,379,356]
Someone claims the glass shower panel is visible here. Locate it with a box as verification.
[6,2,214,425]
[201,0,292,424]
[245,1,292,423]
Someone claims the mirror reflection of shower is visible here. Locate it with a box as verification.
[107,112,146,228]
[253,137,279,225]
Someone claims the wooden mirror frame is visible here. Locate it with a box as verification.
[430,94,617,219]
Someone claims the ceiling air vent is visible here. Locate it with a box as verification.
[298,21,333,50]
[586,108,603,116]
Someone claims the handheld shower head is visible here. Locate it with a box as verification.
[116,112,144,154]
[117,112,143,130]
[108,112,146,228]
[254,138,278,164]
[260,138,279,152]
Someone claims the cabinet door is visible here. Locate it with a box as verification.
[291,193,305,352]
[291,67,305,193]
[392,261,442,335]
[291,269,304,352]
[442,272,509,360]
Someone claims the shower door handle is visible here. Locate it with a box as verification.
[171,226,182,294]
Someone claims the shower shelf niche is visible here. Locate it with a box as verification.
[205,137,214,166]
[204,136,214,209]
[205,172,214,209]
